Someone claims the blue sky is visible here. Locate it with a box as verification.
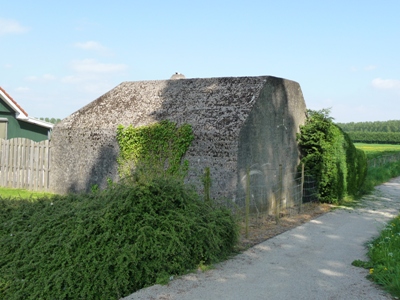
[1,1,399,123]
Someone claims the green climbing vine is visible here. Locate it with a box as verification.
[116,120,194,182]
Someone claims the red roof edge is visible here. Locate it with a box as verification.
[0,86,29,116]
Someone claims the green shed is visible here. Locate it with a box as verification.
[0,87,53,142]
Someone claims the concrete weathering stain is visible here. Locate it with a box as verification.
[50,75,307,207]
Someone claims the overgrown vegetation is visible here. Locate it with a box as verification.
[352,215,400,298]
[297,109,367,204]
[355,144,400,195]
[116,120,194,182]
[0,179,239,299]
[0,119,239,299]
[337,120,400,144]
[351,144,400,298]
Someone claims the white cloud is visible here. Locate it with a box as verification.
[0,18,29,35]
[3,64,13,69]
[74,41,110,54]
[371,78,400,90]
[25,74,57,82]
[70,59,127,73]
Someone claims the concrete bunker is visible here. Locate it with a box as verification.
[50,75,307,211]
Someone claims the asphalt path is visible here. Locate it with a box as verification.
[124,177,400,300]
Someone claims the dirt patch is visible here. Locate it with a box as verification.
[237,202,332,251]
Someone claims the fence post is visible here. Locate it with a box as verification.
[299,163,304,213]
[275,164,282,224]
[245,167,250,239]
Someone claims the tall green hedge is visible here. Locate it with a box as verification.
[297,109,367,203]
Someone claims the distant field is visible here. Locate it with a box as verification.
[355,143,400,159]
[0,187,54,200]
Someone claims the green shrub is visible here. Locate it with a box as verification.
[0,179,238,299]
[343,130,368,197]
[297,109,367,203]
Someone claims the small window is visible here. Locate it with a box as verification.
[0,119,8,139]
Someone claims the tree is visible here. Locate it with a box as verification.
[39,117,61,124]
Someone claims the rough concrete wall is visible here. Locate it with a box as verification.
[50,77,266,194]
[236,77,307,209]
[49,76,306,203]
[50,127,119,193]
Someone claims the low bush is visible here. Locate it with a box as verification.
[0,178,239,299]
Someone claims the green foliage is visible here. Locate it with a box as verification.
[353,143,400,195]
[347,132,400,144]
[39,117,61,124]
[202,167,211,203]
[337,120,400,133]
[116,120,194,182]
[337,120,400,144]
[297,109,367,204]
[0,178,239,299]
[359,160,400,195]
[352,216,400,298]
[90,184,99,194]
[343,133,368,197]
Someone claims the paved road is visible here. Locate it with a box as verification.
[124,178,400,300]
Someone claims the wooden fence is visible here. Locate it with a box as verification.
[0,138,51,191]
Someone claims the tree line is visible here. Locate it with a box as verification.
[39,117,62,124]
[337,120,400,144]
[337,120,400,132]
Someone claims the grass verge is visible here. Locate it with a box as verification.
[0,187,54,200]
[359,160,400,195]
[352,215,400,298]
[351,144,400,298]
[354,143,400,159]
